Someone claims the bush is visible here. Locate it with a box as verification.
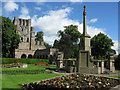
[1,58,49,64]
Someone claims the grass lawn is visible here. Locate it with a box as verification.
[2,64,61,89]
[2,64,46,71]
[2,73,63,89]
[108,75,120,78]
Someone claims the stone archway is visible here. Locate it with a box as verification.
[28,54,32,58]
[21,54,27,58]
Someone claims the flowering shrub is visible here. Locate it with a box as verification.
[35,62,50,66]
[22,74,120,89]
[0,63,24,68]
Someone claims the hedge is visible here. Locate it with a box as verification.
[1,58,49,64]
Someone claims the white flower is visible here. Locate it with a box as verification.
[89,83,91,85]
[66,86,69,88]
[98,82,102,84]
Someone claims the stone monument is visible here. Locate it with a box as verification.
[77,6,95,74]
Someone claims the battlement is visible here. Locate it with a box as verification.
[13,17,31,26]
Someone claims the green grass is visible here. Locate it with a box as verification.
[2,58,49,64]
[2,64,62,89]
[2,64,54,74]
[2,64,45,71]
[108,75,120,78]
[2,73,63,89]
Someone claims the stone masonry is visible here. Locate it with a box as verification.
[13,17,46,58]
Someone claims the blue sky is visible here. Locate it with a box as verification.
[1,1,119,54]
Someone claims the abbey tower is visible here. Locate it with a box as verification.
[13,17,46,58]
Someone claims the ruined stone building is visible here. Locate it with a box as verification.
[13,17,46,58]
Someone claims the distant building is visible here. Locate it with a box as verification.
[13,17,46,58]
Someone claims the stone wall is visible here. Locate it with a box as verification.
[13,17,46,58]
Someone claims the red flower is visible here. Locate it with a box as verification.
[80,86,83,88]
[101,77,104,79]
[51,83,55,85]
[58,78,61,80]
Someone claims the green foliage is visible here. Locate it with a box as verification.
[115,54,120,69]
[44,42,52,49]
[2,16,20,58]
[91,32,114,59]
[53,25,81,59]
[35,31,44,41]
[2,58,49,64]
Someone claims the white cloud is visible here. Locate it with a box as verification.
[19,6,30,19]
[43,36,59,45]
[30,7,107,45]
[112,40,120,55]
[4,2,19,13]
[70,0,83,2]
[89,18,98,23]
[34,7,41,11]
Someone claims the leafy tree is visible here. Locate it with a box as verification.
[91,32,114,59]
[35,31,43,42]
[54,25,81,59]
[53,39,60,49]
[2,16,20,58]
[115,54,120,69]
[44,42,52,49]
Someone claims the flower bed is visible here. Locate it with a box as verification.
[22,74,120,90]
[0,63,27,68]
[35,62,50,66]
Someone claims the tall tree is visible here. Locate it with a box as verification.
[115,54,120,69]
[44,42,52,49]
[35,31,44,42]
[2,16,20,58]
[91,32,114,59]
[54,25,81,59]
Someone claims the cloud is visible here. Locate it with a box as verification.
[89,18,98,23]
[34,7,41,11]
[4,2,19,13]
[112,40,120,55]
[30,7,107,46]
[70,0,83,2]
[43,35,59,45]
[19,6,30,19]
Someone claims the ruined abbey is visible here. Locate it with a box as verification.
[13,17,47,58]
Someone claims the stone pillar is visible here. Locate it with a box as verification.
[112,62,115,72]
[109,53,115,73]
[21,19,23,26]
[101,61,104,73]
[97,61,101,74]
[110,60,115,72]
[24,20,26,26]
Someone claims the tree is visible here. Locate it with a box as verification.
[35,31,43,42]
[115,54,120,69]
[91,32,114,59]
[53,40,59,49]
[2,16,20,58]
[44,42,52,49]
[53,25,81,59]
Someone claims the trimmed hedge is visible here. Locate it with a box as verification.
[2,70,52,75]
[1,58,49,64]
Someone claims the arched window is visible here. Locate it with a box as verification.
[28,54,32,58]
[21,54,27,58]
[21,37,23,42]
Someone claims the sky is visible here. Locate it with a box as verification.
[1,1,120,54]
